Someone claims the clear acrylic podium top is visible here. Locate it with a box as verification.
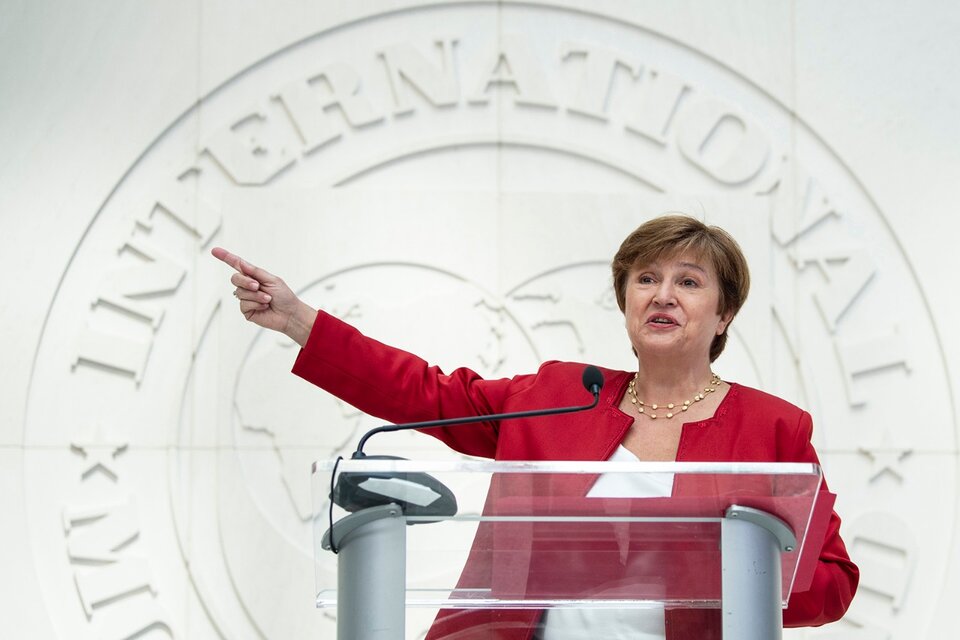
[313,459,824,610]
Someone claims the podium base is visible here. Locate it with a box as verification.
[324,504,407,640]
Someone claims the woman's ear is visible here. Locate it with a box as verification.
[716,311,734,336]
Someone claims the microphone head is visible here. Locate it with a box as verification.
[582,365,604,395]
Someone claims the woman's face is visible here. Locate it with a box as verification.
[624,252,732,364]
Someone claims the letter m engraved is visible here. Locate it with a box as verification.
[64,497,154,616]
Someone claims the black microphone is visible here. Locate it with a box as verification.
[329,365,605,524]
[582,364,604,396]
[351,365,605,458]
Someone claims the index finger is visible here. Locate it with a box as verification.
[211,246,244,271]
[210,247,273,281]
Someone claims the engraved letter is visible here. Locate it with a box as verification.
[95,598,174,640]
[468,34,556,108]
[65,498,175,637]
[850,512,915,610]
[64,499,160,615]
[835,327,910,406]
[561,42,640,121]
[204,109,296,185]
[93,238,186,330]
[75,235,176,380]
[840,512,916,632]
[676,98,769,184]
[623,67,689,145]
[757,155,840,246]
[793,246,876,332]
[73,328,152,384]
[139,167,221,245]
[275,63,383,153]
[379,38,459,115]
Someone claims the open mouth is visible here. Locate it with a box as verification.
[647,315,678,326]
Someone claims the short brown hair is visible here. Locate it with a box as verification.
[611,215,750,362]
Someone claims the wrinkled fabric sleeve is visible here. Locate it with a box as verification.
[291,310,536,458]
[782,411,859,626]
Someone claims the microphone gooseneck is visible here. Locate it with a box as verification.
[331,365,606,524]
[351,365,605,458]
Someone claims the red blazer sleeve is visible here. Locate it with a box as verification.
[782,411,860,627]
[291,310,535,458]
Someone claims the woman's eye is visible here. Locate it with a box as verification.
[680,278,698,287]
[639,275,655,284]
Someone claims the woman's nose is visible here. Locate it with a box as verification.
[653,282,676,305]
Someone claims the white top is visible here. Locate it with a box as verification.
[535,446,674,640]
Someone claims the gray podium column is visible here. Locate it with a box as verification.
[721,505,797,640]
[322,504,406,640]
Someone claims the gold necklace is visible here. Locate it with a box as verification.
[627,372,722,420]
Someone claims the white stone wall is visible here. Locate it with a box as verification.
[2,1,958,638]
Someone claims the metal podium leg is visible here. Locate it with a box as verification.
[323,504,407,640]
[721,506,796,640]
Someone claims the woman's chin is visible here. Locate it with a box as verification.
[634,339,681,357]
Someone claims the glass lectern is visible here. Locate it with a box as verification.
[313,459,832,640]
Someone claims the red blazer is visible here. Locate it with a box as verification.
[294,311,859,639]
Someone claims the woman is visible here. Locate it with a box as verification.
[213,215,858,639]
